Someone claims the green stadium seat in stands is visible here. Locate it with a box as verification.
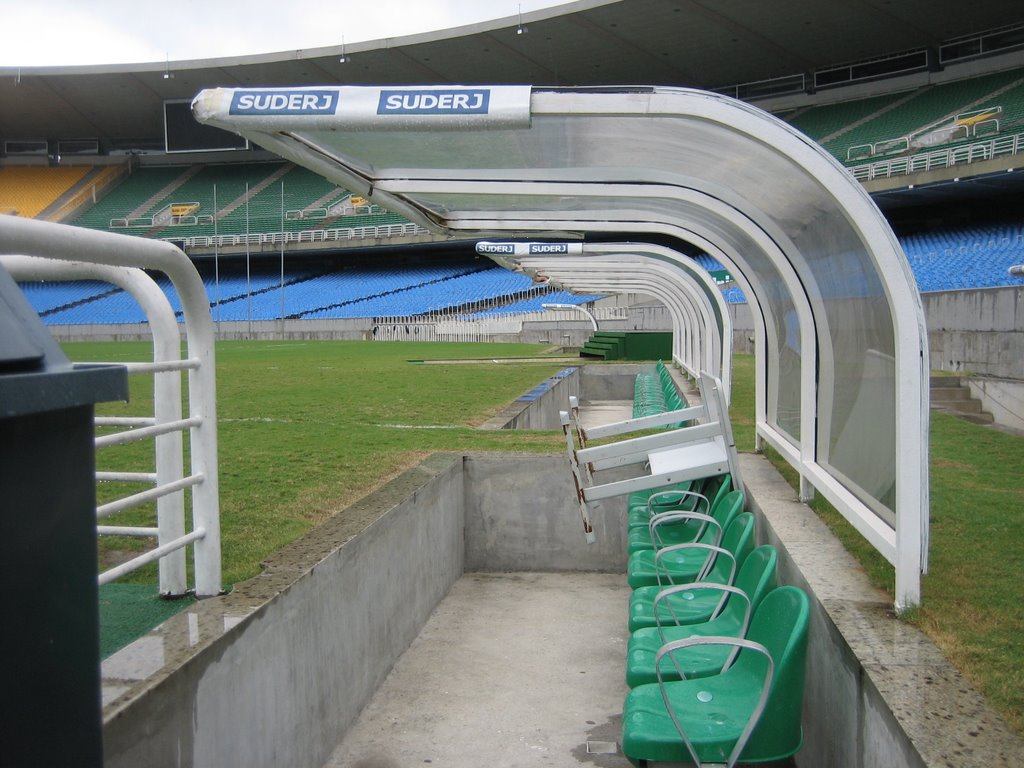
[627,487,743,556]
[627,495,747,589]
[628,513,755,632]
[622,585,810,767]
[627,473,731,529]
[625,545,778,687]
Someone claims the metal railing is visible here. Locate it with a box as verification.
[372,306,627,342]
[848,130,1024,181]
[0,216,221,597]
[165,222,431,250]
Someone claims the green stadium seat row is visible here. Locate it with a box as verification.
[632,361,689,427]
[67,160,414,239]
[781,66,1024,165]
[619,472,810,767]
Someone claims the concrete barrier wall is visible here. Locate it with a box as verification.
[580,363,648,400]
[480,366,581,430]
[728,287,1024,379]
[463,454,627,572]
[967,376,1024,432]
[102,454,465,768]
[480,364,646,430]
[924,286,1024,379]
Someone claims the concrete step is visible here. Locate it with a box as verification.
[935,397,984,414]
[929,375,964,389]
[931,387,972,403]
[929,375,995,424]
[956,410,996,425]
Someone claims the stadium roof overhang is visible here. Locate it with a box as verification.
[194,83,930,609]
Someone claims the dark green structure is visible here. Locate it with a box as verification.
[580,331,673,361]
[0,265,127,768]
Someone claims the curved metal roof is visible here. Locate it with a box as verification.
[193,82,930,608]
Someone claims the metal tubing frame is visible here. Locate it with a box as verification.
[526,261,707,381]
[4,254,190,594]
[519,256,722,391]
[0,217,222,597]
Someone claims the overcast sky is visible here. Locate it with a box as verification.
[0,1,573,67]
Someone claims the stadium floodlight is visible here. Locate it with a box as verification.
[542,302,597,331]
[1009,264,1024,277]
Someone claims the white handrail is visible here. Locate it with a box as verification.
[0,217,222,597]
[849,130,1024,181]
[163,222,432,250]
[3,254,191,594]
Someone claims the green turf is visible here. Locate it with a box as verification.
[75,340,570,589]
[98,584,194,659]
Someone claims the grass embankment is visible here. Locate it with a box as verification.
[75,342,1022,732]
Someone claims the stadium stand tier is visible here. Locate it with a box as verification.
[15,215,1024,321]
[0,166,92,218]
[5,66,1024,323]
[780,66,1024,166]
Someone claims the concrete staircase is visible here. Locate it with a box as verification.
[930,376,994,425]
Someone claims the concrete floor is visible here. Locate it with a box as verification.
[323,572,634,768]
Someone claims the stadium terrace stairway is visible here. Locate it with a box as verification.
[930,375,994,425]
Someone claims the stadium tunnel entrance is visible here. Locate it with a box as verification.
[195,83,930,610]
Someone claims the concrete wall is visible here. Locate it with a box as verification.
[923,286,1024,379]
[726,287,1024,380]
[480,366,581,431]
[480,364,645,430]
[102,454,465,768]
[580,362,647,401]
[463,454,627,572]
[729,301,756,355]
[966,376,1024,433]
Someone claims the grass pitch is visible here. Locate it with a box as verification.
[74,339,568,588]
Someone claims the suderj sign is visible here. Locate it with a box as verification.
[476,242,516,255]
[528,243,570,254]
[377,89,491,115]
[229,90,339,116]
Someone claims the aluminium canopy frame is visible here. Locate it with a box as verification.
[477,240,733,396]
[194,83,930,609]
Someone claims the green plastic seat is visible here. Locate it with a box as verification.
[625,545,778,687]
[627,486,741,555]
[622,586,810,767]
[627,495,747,589]
[626,480,695,516]
[628,473,731,529]
[628,513,755,632]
